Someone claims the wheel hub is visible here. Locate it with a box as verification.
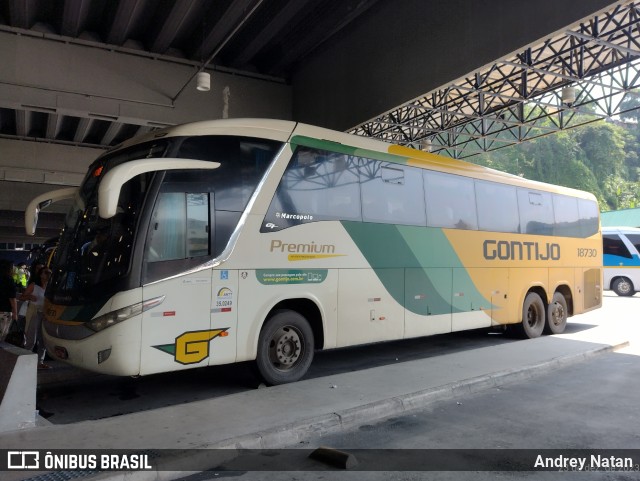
[270,326,302,369]
[551,302,565,326]
[527,305,539,327]
[619,280,632,294]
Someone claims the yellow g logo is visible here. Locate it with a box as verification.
[153,328,229,365]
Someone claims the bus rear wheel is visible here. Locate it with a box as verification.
[518,292,545,339]
[544,292,568,335]
[256,310,314,385]
[612,277,635,297]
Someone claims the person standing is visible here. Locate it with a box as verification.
[14,262,28,291]
[17,263,44,334]
[22,267,52,369]
[27,263,43,286]
[0,259,18,342]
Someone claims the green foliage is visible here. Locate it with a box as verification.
[472,117,640,212]
[576,123,627,179]
[619,91,640,122]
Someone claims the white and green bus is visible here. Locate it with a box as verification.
[27,119,602,384]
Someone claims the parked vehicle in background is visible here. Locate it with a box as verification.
[602,226,640,296]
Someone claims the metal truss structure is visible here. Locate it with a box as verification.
[351,0,640,159]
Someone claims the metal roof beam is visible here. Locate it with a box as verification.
[8,0,36,29]
[15,110,28,137]
[0,31,291,134]
[107,0,148,46]
[73,117,93,143]
[150,0,201,54]
[46,114,61,140]
[194,0,259,62]
[61,0,91,37]
[272,0,379,75]
[566,29,640,57]
[100,122,122,146]
[234,0,314,67]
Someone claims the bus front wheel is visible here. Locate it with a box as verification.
[544,292,568,335]
[612,277,635,297]
[256,310,314,385]
[518,292,546,339]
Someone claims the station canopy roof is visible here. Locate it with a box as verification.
[1,0,640,158]
[352,0,640,158]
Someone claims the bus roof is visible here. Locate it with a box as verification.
[107,118,597,202]
[602,226,640,234]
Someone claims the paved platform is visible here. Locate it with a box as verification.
[0,294,636,480]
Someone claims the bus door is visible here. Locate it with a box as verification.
[138,189,216,375]
[140,272,214,375]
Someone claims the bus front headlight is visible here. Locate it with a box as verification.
[86,296,165,332]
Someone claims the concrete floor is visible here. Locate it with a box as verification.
[1,292,638,481]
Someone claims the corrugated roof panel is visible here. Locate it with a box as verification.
[601,208,640,227]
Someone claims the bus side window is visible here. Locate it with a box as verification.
[578,198,599,237]
[263,147,361,231]
[361,162,426,226]
[603,234,633,259]
[517,189,554,235]
[623,234,640,256]
[145,192,210,263]
[475,180,519,233]
[424,171,478,230]
[553,195,581,237]
[146,192,186,262]
[185,193,209,258]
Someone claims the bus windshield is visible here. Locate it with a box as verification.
[48,140,169,306]
[48,135,283,307]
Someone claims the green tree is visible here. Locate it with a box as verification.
[619,91,640,122]
[472,116,638,211]
[575,122,627,181]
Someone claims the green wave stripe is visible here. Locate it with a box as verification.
[340,222,492,315]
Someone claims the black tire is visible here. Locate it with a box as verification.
[612,277,635,297]
[256,310,314,385]
[544,292,568,335]
[517,292,546,339]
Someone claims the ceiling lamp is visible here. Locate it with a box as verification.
[196,72,211,92]
[562,86,576,106]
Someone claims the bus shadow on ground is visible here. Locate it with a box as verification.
[562,322,600,335]
[35,323,598,425]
